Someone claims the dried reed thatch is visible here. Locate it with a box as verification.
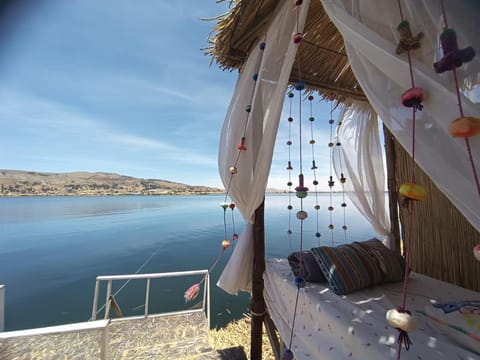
[207,0,366,103]
[394,139,480,292]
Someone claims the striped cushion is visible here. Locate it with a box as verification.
[311,240,400,295]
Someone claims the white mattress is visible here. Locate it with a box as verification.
[264,258,480,360]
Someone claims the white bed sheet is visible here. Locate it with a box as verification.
[264,258,480,360]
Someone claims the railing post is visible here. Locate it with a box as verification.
[104,281,112,320]
[0,285,5,332]
[91,280,100,321]
[144,279,151,318]
[206,273,210,329]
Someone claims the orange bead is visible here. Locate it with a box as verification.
[448,116,480,138]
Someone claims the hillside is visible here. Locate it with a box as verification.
[0,170,223,196]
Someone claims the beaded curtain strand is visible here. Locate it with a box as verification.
[335,119,348,242]
[327,101,336,245]
[438,0,480,197]
[282,2,307,359]
[391,1,425,357]
[287,91,295,248]
[309,95,322,245]
[183,39,267,304]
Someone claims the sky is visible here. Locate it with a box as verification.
[0,0,340,190]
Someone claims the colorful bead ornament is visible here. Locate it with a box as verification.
[396,20,424,54]
[281,348,294,360]
[295,174,309,198]
[401,87,425,111]
[448,116,480,138]
[434,28,475,74]
[292,32,303,44]
[399,183,426,201]
[221,239,231,250]
[386,307,416,351]
[237,137,247,151]
[393,3,425,355]
[474,244,480,261]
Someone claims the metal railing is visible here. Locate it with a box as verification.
[91,270,210,328]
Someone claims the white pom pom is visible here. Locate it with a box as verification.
[386,308,417,333]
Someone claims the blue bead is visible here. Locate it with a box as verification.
[281,349,294,360]
[295,81,305,91]
[287,92,294,98]
[245,105,252,112]
[253,73,258,81]
[294,276,305,288]
[315,232,321,238]
[259,42,266,50]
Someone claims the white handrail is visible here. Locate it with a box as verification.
[91,270,210,325]
[96,269,208,281]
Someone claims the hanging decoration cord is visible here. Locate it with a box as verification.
[183,36,267,305]
[335,118,348,242]
[287,91,295,248]
[309,95,322,245]
[439,0,480,197]
[282,3,307,359]
[394,1,424,357]
[328,101,336,245]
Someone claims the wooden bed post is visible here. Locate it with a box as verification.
[251,199,266,360]
[383,124,401,253]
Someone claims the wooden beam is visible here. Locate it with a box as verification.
[251,200,266,360]
[264,312,281,360]
[383,124,401,253]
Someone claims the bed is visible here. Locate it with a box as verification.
[264,258,480,360]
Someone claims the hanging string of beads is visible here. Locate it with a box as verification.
[327,101,336,245]
[387,1,426,357]
[286,91,295,248]
[436,1,479,198]
[184,39,267,304]
[334,117,348,243]
[282,2,306,359]
[308,94,322,245]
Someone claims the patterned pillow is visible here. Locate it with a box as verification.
[356,238,406,283]
[287,251,326,283]
[311,239,405,295]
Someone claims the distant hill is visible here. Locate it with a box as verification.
[0,170,223,196]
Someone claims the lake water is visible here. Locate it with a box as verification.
[0,194,378,331]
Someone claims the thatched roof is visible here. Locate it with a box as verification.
[207,0,367,103]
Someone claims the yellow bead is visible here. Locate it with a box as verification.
[399,183,426,201]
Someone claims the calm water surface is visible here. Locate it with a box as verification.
[0,194,377,331]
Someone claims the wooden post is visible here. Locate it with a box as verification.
[383,124,401,253]
[251,200,265,360]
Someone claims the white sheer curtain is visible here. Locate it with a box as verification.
[217,0,311,295]
[321,0,480,232]
[333,102,391,243]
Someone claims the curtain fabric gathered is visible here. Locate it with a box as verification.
[332,103,392,244]
[217,0,311,295]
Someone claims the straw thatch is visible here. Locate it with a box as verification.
[207,0,366,103]
[394,139,480,292]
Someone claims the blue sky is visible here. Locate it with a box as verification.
[0,0,337,190]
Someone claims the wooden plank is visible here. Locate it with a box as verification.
[263,312,281,360]
[251,200,266,360]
